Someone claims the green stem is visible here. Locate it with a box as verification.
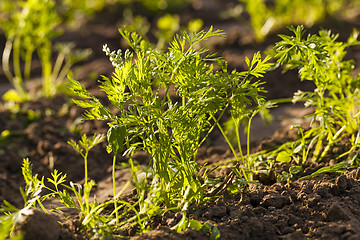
[36,199,48,213]
[51,51,65,83]
[56,60,72,84]
[320,110,360,160]
[2,39,28,100]
[83,152,88,187]
[234,119,244,163]
[245,111,258,181]
[12,37,28,99]
[39,43,54,97]
[2,39,14,83]
[13,37,22,84]
[83,151,89,213]
[24,47,34,80]
[198,103,229,148]
[212,115,248,180]
[112,154,119,224]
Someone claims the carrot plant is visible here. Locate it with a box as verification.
[271,26,360,165]
[68,26,272,227]
[0,27,272,238]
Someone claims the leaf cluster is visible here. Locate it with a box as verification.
[68,27,273,230]
[271,25,360,164]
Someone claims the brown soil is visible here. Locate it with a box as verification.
[1,0,360,239]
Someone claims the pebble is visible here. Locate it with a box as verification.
[13,208,60,240]
[325,202,350,221]
[260,193,288,209]
[281,230,306,240]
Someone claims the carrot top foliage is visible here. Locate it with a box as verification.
[8,23,360,239]
[68,27,272,232]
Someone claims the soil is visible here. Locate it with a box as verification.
[1,0,360,239]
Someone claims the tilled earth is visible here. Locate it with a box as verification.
[1,0,360,239]
[138,169,360,240]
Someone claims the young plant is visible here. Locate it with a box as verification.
[67,134,105,215]
[20,156,114,236]
[222,99,275,182]
[271,25,360,163]
[68,27,273,226]
[0,0,91,101]
[7,134,137,238]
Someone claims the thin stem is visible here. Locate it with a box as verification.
[212,116,237,160]
[320,110,360,160]
[212,115,248,180]
[83,152,88,187]
[198,103,229,148]
[12,37,28,99]
[51,51,65,83]
[36,199,48,213]
[24,47,34,80]
[56,60,72,84]
[2,39,14,83]
[13,37,22,84]
[39,44,54,97]
[112,154,119,224]
[245,111,258,181]
[83,150,89,213]
[336,130,360,160]
[234,119,244,164]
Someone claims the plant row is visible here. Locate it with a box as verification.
[1,24,360,239]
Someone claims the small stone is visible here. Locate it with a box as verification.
[335,175,348,193]
[306,194,320,207]
[313,184,329,198]
[14,208,60,240]
[282,227,295,235]
[281,230,306,240]
[325,202,350,221]
[348,233,360,240]
[329,159,336,166]
[204,206,227,218]
[260,193,287,209]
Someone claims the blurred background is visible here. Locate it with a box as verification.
[1,0,360,88]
